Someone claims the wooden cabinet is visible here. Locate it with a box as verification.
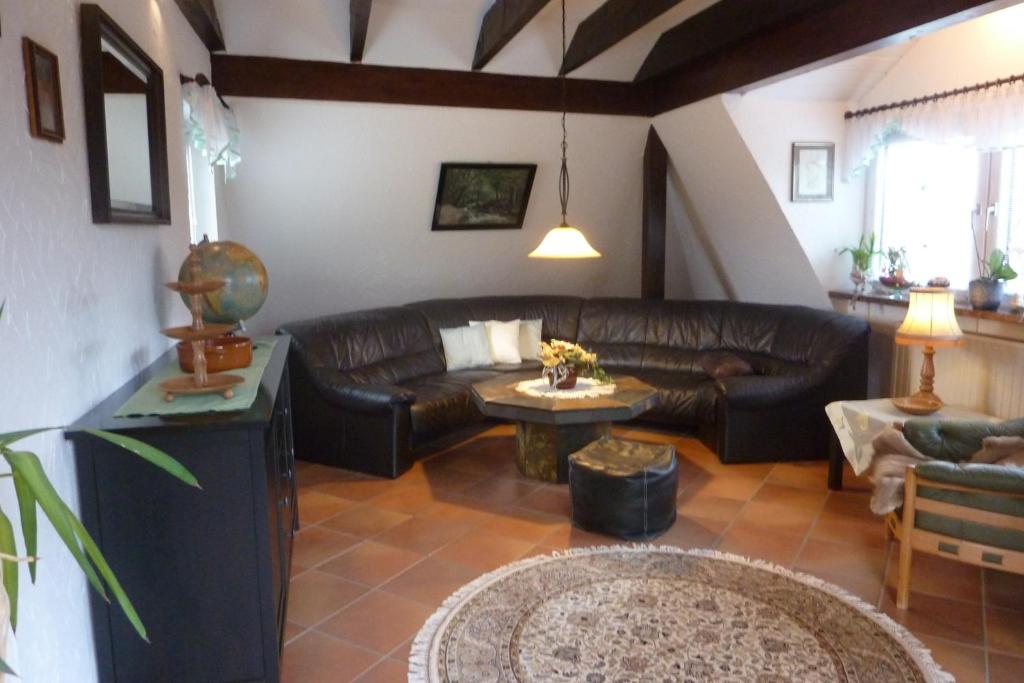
[67,337,295,682]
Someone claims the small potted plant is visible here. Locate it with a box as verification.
[969,248,1017,310]
[878,247,913,295]
[838,233,881,298]
[539,340,611,389]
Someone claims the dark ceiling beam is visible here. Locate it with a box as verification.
[350,0,372,62]
[473,0,551,70]
[560,0,686,75]
[172,0,225,52]
[647,0,1018,114]
[212,54,651,116]
[636,0,828,82]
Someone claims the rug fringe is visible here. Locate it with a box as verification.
[408,544,953,683]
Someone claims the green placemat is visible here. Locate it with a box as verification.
[115,337,278,417]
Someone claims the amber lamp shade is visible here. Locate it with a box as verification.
[892,287,964,415]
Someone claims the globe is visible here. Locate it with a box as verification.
[178,239,268,325]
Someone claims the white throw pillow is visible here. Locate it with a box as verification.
[469,319,522,364]
[440,325,492,371]
[518,319,543,360]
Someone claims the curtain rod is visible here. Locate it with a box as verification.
[844,71,1024,120]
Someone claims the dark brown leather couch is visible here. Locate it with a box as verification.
[278,296,869,478]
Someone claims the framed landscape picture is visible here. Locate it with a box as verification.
[432,163,537,231]
[22,37,65,142]
[791,142,834,202]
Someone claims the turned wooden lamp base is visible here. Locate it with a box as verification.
[892,343,944,416]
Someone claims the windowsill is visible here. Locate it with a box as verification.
[829,289,1024,344]
[829,289,1024,325]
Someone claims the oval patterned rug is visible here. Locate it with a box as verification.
[409,546,951,682]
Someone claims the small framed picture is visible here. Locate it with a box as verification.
[23,37,65,142]
[791,142,834,202]
[432,163,537,231]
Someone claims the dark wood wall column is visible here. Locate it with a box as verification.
[642,126,668,300]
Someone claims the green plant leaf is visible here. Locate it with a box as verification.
[65,510,148,642]
[83,429,199,489]
[0,427,58,449]
[989,249,1006,276]
[0,509,18,632]
[2,451,106,601]
[12,470,38,583]
[0,654,16,675]
[1000,263,1018,281]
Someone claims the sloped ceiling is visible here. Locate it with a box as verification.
[215,0,714,81]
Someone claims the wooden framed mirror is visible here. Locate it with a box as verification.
[81,4,170,224]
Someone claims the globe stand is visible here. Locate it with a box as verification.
[159,245,244,402]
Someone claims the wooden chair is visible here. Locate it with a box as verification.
[887,460,1024,609]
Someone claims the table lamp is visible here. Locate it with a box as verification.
[893,287,964,415]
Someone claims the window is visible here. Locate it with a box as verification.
[184,139,219,244]
[870,141,1024,292]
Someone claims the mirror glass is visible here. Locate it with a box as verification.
[100,37,153,213]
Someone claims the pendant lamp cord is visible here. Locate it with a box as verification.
[558,0,570,227]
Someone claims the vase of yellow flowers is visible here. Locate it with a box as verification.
[539,340,611,390]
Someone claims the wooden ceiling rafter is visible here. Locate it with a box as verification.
[212,54,651,117]
[210,0,1018,118]
[350,0,373,63]
[473,0,552,71]
[172,0,225,52]
[642,0,1018,113]
[559,0,687,75]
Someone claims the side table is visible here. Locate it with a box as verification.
[825,399,997,490]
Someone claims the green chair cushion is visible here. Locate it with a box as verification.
[916,461,1024,497]
[914,511,1024,553]
[910,462,1024,553]
[903,417,1024,462]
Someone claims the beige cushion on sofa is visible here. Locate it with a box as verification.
[440,325,493,370]
[469,319,522,364]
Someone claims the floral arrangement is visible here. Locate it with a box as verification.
[539,339,612,385]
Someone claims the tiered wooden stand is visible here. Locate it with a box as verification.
[159,247,244,401]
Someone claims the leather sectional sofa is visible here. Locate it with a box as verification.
[278,296,869,478]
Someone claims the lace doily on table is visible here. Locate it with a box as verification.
[514,377,617,399]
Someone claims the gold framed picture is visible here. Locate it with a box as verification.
[23,37,66,142]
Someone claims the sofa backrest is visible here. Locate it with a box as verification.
[405,296,584,351]
[280,296,868,381]
[578,298,868,372]
[278,306,443,384]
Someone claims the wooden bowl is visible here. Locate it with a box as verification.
[177,336,253,373]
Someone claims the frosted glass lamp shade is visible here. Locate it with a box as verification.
[528,226,601,259]
[895,287,964,347]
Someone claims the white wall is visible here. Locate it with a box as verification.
[655,97,831,308]
[858,3,1024,109]
[221,99,649,333]
[0,0,206,679]
[725,95,866,292]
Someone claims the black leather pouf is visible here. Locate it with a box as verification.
[568,439,678,540]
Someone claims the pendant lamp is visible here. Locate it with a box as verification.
[528,0,601,259]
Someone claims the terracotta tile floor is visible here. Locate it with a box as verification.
[283,425,1024,682]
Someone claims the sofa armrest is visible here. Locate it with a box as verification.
[714,371,826,410]
[308,367,416,414]
[916,461,1024,497]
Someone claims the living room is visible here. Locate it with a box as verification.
[2,0,1024,681]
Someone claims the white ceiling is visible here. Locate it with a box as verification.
[215,0,716,81]
[213,0,919,101]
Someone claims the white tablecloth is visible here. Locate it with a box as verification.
[825,399,996,475]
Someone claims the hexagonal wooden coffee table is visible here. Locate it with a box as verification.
[471,371,659,484]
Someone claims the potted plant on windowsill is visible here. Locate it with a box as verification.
[968,248,1017,311]
[838,233,881,302]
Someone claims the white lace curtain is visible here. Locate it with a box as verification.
[844,77,1024,180]
[182,81,241,179]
